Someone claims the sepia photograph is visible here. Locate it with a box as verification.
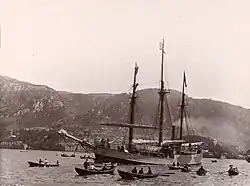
[0,0,250,185]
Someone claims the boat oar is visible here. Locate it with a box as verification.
[159,172,175,176]
[165,172,175,174]
[159,174,170,177]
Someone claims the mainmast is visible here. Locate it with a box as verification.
[128,63,139,151]
[179,71,187,140]
[158,38,167,146]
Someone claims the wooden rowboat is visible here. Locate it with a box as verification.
[117,170,159,180]
[75,167,116,176]
[80,156,94,159]
[196,169,207,176]
[27,161,59,167]
[168,165,182,170]
[228,168,239,176]
[61,153,75,157]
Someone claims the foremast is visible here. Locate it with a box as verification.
[158,38,167,146]
[128,63,139,151]
[179,71,187,140]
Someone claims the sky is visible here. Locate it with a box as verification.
[1,0,250,108]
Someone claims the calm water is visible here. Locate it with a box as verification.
[1,149,250,186]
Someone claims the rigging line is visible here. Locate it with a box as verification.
[184,107,194,136]
[185,108,195,135]
[134,101,156,142]
[109,127,126,143]
[81,144,94,156]
[62,137,76,151]
[125,86,133,94]
[136,100,156,138]
[164,96,173,128]
[74,143,79,152]
[163,50,171,91]
[184,95,195,135]
[184,109,190,136]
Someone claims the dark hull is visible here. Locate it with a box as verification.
[228,169,239,176]
[95,148,171,165]
[196,170,207,176]
[61,154,75,157]
[117,170,158,180]
[95,147,202,165]
[80,156,94,159]
[28,161,59,167]
[168,165,182,170]
[181,168,191,172]
[75,167,116,176]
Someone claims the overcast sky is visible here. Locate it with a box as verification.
[1,0,250,108]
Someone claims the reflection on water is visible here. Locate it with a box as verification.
[1,149,250,186]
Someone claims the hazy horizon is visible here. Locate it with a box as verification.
[1,0,250,108]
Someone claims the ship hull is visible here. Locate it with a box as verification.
[94,147,172,165]
[95,147,202,165]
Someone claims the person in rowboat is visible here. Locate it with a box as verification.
[44,159,49,165]
[229,165,233,171]
[132,167,137,173]
[84,159,88,169]
[39,158,42,163]
[110,162,116,169]
[147,167,152,174]
[197,166,206,173]
[89,164,96,170]
[229,165,238,172]
[138,168,144,174]
[102,164,108,171]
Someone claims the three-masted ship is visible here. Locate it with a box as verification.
[58,39,203,165]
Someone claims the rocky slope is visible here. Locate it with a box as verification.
[1,75,250,151]
[54,88,250,150]
[0,75,66,136]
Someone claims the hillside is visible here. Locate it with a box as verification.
[0,75,66,133]
[1,75,250,150]
[54,88,250,150]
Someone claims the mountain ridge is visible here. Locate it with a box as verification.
[1,75,250,150]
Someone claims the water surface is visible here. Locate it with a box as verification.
[1,149,250,186]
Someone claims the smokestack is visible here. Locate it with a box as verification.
[171,126,176,140]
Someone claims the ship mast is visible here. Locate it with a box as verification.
[128,63,139,151]
[179,71,187,140]
[158,38,167,146]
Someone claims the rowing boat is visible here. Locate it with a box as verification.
[168,165,182,170]
[27,161,59,167]
[228,168,239,176]
[117,170,158,180]
[75,167,116,176]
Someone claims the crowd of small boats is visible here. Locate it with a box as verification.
[27,154,241,181]
[167,161,240,177]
